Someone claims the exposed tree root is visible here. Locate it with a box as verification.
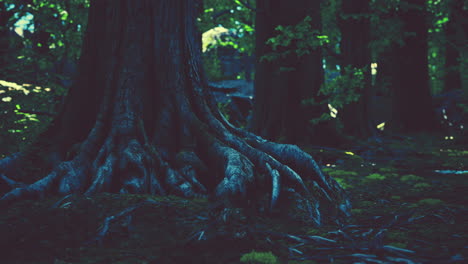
[1,114,349,224]
[0,91,350,224]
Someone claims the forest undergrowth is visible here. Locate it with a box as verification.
[1,134,467,264]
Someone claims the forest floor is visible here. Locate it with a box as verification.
[1,133,467,264]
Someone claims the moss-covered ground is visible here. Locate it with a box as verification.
[1,134,467,263]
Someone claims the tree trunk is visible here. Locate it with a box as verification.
[0,6,14,79]
[339,0,375,138]
[389,0,439,132]
[0,0,349,225]
[251,0,338,145]
[444,0,466,92]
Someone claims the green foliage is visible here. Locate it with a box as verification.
[368,0,404,57]
[240,251,278,264]
[364,173,386,182]
[202,50,224,81]
[200,1,257,80]
[199,0,255,55]
[261,16,328,64]
[334,178,353,189]
[1,0,88,81]
[320,66,365,108]
[366,173,386,180]
[378,167,397,173]
[304,66,366,125]
[198,0,255,80]
[327,169,358,177]
[0,80,57,155]
[413,182,432,190]
[0,0,88,155]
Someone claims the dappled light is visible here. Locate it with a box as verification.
[377,122,385,131]
[202,26,229,52]
[327,103,338,118]
[371,62,377,75]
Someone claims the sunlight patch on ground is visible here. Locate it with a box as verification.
[0,80,30,95]
[0,80,52,97]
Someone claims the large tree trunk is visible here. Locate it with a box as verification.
[389,0,439,132]
[339,0,375,138]
[0,0,349,225]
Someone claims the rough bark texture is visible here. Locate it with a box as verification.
[339,0,375,138]
[389,0,439,132]
[0,0,350,225]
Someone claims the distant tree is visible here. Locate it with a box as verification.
[0,0,349,225]
[251,0,339,145]
[387,0,438,132]
[338,0,375,138]
[0,2,15,78]
[444,0,466,92]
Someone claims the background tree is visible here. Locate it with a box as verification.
[380,0,438,132]
[444,0,467,92]
[338,0,375,138]
[0,0,349,225]
[251,0,339,145]
[0,3,14,77]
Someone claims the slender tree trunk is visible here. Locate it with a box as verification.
[0,0,349,225]
[339,0,375,138]
[389,0,438,132]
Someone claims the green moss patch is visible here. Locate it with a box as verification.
[400,174,424,182]
[240,251,278,264]
[417,198,444,206]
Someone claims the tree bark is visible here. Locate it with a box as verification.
[250,0,339,145]
[444,0,465,92]
[0,0,349,225]
[389,0,439,132]
[0,6,15,79]
[339,0,375,138]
